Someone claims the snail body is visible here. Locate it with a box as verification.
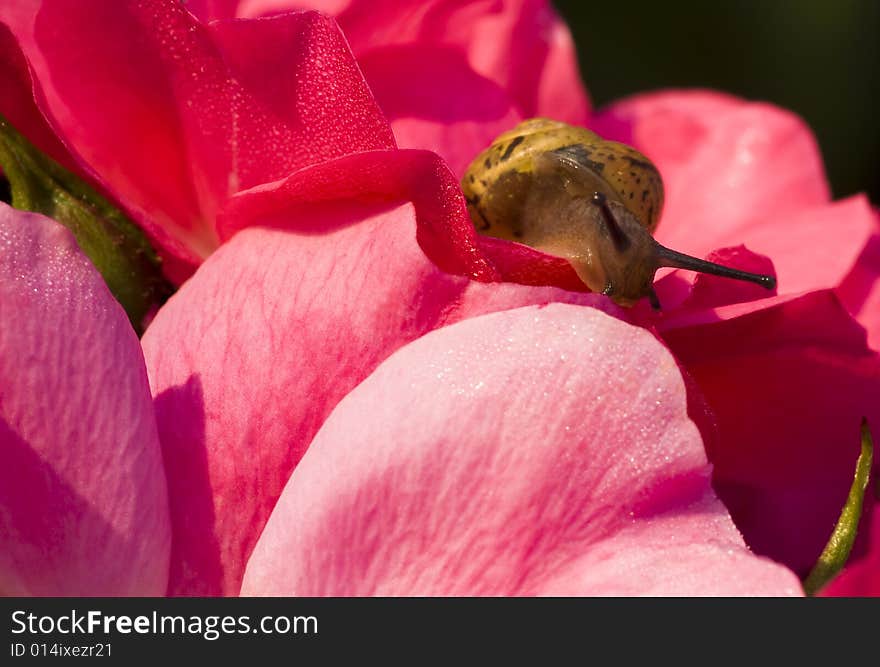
[462,118,775,307]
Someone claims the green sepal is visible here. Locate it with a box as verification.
[0,113,172,335]
[802,419,874,596]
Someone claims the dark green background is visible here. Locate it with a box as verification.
[553,0,879,204]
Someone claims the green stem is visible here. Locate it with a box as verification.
[0,113,172,335]
[802,418,874,595]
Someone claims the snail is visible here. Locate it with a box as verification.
[461,118,776,308]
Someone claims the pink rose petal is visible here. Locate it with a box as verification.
[341,0,589,122]
[210,0,590,121]
[357,44,522,176]
[142,203,469,596]
[1,1,392,261]
[241,304,800,596]
[657,245,779,315]
[593,91,831,258]
[188,0,589,167]
[445,280,616,325]
[839,214,880,352]
[147,172,670,596]
[0,204,170,595]
[685,196,874,298]
[590,90,746,193]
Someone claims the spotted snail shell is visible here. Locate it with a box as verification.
[461,118,774,308]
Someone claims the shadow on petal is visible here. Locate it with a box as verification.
[153,375,221,596]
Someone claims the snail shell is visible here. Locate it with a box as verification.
[462,118,774,308]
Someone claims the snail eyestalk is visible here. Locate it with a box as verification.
[654,244,777,291]
[590,191,630,253]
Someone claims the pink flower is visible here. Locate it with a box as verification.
[1,0,876,596]
[0,202,798,596]
[187,2,880,586]
[591,93,880,577]
[0,204,170,595]
[0,0,596,595]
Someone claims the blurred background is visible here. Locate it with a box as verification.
[553,0,880,204]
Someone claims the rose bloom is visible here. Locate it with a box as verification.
[1,0,877,596]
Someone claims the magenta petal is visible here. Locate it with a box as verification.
[664,245,778,313]
[182,0,243,22]
[339,0,589,122]
[662,291,880,574]
[1,1,392,260]
[652,195,874,318]
[0,204,170,595]
[241,304,799,596]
